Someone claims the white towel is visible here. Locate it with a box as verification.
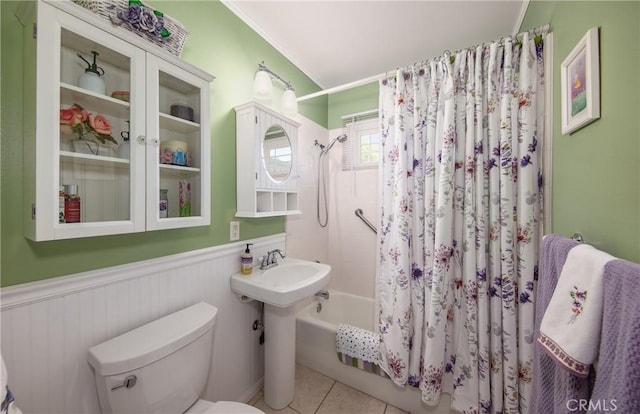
[538,244,614,377]
[1,355,23,414]
[336,324,381,364]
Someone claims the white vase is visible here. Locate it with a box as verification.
[72,139,116,157]
[118,141,130,159]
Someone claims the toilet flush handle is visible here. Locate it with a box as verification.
[111,375,137,391]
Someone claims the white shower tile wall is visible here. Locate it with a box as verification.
[0,234,286,414]
[285,120,378,300]
[327,127,378,299]
[285,115,330,264]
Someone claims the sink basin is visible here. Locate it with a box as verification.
[231,257,331,409]
[230,258,331,307]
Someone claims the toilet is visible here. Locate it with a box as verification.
[87,302,263,414]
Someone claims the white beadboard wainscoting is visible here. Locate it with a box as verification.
[1,233,285,414]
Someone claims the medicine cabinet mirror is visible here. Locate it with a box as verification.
[235,101,300,217]
[262,125,292,183]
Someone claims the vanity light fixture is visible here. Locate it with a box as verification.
[253,61,297,115]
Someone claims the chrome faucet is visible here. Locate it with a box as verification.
[260,249,286,270]
[315,290,330,300]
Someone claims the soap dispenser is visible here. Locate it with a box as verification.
[78,51,106,95]
[241,243,254,275]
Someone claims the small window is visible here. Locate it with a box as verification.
[342,118,380,170]
[359,132,380,164]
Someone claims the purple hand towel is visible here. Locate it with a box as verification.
[588,259,640,412]
[531,235,594,414]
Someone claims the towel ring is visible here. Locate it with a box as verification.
[571,233,584,243]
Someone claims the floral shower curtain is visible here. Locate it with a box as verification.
[377,33,544,414]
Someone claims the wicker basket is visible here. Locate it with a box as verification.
[72,0,189,57]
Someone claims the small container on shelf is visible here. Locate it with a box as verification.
[159,189,168,218]
[111,90,130,102]
[170,101,194,121]
[59,186,66,223]
[179,180,191,217]
[64,184,81,223]
[160,140,189,166]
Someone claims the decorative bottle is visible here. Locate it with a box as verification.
[159,189,168,218]
[64,184,81,223]
[59,186,66,223]
[241,243,254,275]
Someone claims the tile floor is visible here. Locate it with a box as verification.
[248,364,407,414]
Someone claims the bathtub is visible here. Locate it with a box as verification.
[296,290,452,414]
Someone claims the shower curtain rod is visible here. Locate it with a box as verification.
[340,108,378,120]
[297,23,550,103]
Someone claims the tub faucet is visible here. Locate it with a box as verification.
[260,249,286,270]
[315,290,330,300]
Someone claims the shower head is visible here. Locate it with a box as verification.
[323,134,348,154]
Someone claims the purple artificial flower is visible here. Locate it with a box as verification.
[125,4,141,24]
[139,7,157,33]
[154,15,165,36]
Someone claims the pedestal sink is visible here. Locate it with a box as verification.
[230,258,331,409]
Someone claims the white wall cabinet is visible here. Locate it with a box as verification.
[235,102,301,217]
[23,0,213,241]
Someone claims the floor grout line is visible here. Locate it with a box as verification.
[313,379,337,414]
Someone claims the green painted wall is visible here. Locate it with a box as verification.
[0,1,326,286]
[522,1,640,262]
[327,82,379,129]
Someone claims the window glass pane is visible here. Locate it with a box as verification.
[358,132,380,165]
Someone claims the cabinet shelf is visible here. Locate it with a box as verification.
[159,113,200,134]
[159,163,201,174]
[60,83,130,118]
[60,150,130,167]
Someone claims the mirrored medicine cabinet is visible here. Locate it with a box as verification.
[235,102,301,217]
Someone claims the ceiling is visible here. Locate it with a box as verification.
[222,1,530,92]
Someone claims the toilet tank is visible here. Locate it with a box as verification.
[88,302,218,414]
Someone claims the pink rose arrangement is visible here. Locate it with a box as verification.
[60,104,117,145]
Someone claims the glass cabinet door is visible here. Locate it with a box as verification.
[145,55,211,231]
[33,3,146,240]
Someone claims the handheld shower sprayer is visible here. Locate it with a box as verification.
[323,134,348,155]
[316,133,348,227]
[315,134,347,155]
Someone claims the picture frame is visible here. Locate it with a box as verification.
[561,27,600,135]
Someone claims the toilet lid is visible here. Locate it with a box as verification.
[185,399,264,414]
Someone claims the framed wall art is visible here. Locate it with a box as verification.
[561,27,600,135]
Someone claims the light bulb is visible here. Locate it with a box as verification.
[253,70,273,101]
[281,88,298,115]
